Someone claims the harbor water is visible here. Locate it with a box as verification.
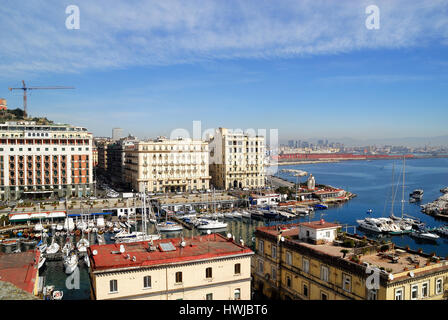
[3,157,448,300]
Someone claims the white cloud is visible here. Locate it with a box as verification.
[1,0,448,76]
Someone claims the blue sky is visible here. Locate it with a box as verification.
[1,0,448,143]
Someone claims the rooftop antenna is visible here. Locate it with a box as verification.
[8,80,75,118]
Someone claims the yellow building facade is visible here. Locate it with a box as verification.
[252,222,448,300]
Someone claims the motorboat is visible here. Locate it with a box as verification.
[240,211,252,219]
[196,219,228,230]
[46,238,60,254]
[232,211,243,219]
[56,224,64,231]
[63,252,78,274]
[34,223,44,232]
[37,242,48,254]
[62,240,74,256]
[157,221,183,232]
[295,207,311,215]
[52,290,63,300]
[38,254,46,269]
[314,204,328,210]
[410,189,424,201]
[356,218,384,233]
[410,230,440,241]
[76,238,89,253]
[96,217,105,228]
[84,254,90,268]
[115,232,161,243]
[223,212,235,219]
[64,218,75,232]
[76,221,87,231]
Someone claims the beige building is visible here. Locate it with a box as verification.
[0,121,93,200]
[124,137,210,193]
[253,221,448,300]
[208,128,265,190]
[88,233,254,300]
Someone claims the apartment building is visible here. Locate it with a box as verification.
[0,121,93,201]
[252,221,448,300]
[88,233,253,300]
[208,127,265,190]
[106,136,138,188]
[124,137,210,193]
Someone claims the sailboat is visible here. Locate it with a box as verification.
[46,237,60,254]
[389,158,418,233]
[197,188,227,230]
[63,251,78,274]
[114,192,161,243]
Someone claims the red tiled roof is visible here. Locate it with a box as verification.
[0,250,40,294]
[88,233,253,272]
[299,220,341,230]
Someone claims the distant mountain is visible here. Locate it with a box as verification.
[282,135,448,147]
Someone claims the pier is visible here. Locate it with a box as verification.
[170,216,193,230]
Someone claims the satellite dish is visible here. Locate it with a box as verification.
[281,236,285,242]
[388,273,394,281]
[92,250,98,256]
[119,245,125,253]
[409,271,415,278]
[207,230,211,235]
[181,241,186,247]
[227,233,232,239]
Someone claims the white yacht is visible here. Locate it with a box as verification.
[63,252,78,274]
[64,218,75,232]
[62,240,74,256]
[96,217,105,228]
[76,238,89,253]
[356,218,384,233]
[223,212,235,219]
[410,230,440,241]
[157,221,183,232]
[76,221,87,231]
[232,211,243,219]
[240,211,252,219]
[38,254,46,269]
[196,219,228,230]
[46,238,60,254]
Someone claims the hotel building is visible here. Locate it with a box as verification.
[208,128,265,190]
[88,233,253,300]
[0,121,93,201]
[253,221,448,300]
[124,137,210,193]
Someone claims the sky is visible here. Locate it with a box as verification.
[0,0,448,144]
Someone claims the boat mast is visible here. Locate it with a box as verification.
[401,156,406,219]
[389,162,395,217]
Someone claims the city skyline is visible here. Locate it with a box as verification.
[1,1,448,142]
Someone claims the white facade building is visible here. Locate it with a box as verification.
[124,137,210,193]
[208,127,265,190]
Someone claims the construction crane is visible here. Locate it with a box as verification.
[8,80,75,118]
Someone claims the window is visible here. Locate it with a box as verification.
[302,258,310,273]
[395,288,404,300]
[206,293,213,300]
[321,265,329,282]
[143,276,151,289]
[109,280,118,293]
[234,288,241,300]
[175,272,183,283]
[342,274,352,292]
[286,275,291,288]
[421,282,429,298]
[271,245,277,259]
[234,263,241,275]
[367,289,377,300]
[436,278,443,295]
[206,267,212,279]
[257,259,264,275]
[321,292,328,300]
[258,240,264,254]
[271,266,277,281]
[411,285,418,300]
[286,251,292,265]
[303,284,309,297]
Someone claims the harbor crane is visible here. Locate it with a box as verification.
[8,80,75,118]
